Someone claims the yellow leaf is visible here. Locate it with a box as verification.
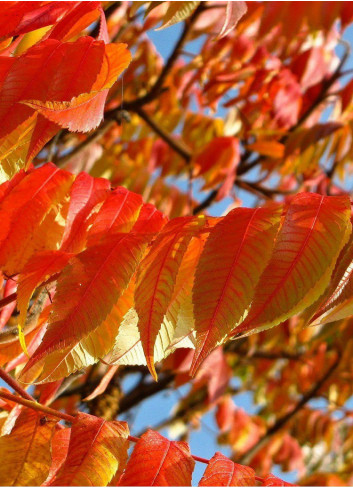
[0,407,56,486]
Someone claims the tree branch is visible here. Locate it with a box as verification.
[0,368,35,401]
[0,388,270,481]
[134,106,191,162]
[0,390,75,423]
[237,354,340,465]
[117,372,174,415]
[195,40,351,213]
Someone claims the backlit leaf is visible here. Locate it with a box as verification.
[119,429,195,486]
[49,413,129,486]
[232,193,351,337]
[135,217,204,378]
[0,407,56,486]
[199,452,255,486]
[191,206,281,374]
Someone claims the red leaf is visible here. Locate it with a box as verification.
[0,36,130,169]
[263,474,294,486]
[134,217,202,379]
[0,2,74,39]
[233,193,351,337]
[119,429,195,486]
[24,233,148,367]
[0,163,73,275]
[191,206,281,374]
[87,187,143,246]
[61,172,110,253]
[216,2,247,39]
[199,452,255,486]
[193,347,232,403]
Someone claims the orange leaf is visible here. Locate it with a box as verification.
[232,193,351,337]
[263,474,294,486]
[61,172,110,253]
[0,407,57,486]
[49,413,129,486]
[135,217,203,379]
[191,206,281,374]
[24,233,148,368]
[0,163,73,274]
[42,428,71,486]
[246,140,285,159]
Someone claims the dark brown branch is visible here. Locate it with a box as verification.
[90,2,121,39]
[195,40,351,213]
[56,5,204,167]
[134,106,191,162]
[55,120,115,166]
[237,354,340,465]
[117,372,174,415]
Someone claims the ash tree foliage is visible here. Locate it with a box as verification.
[2,1,353,487]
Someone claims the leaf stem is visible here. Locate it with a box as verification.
[0,389,268,483]
[0,391,75,423]
[0,272,60,313]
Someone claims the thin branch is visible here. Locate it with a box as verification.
[0,388,269,481]
[55,120,115,167]
[193,189,218,215]
[134,106,191,162]
[117,373,174,415]
[89,2,121,39]
[237,354,340,465]
[0,368,35,401]
[195,40,351,213]
[123,3,205,109]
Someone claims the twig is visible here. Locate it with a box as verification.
[134,106,191,162]
[0,389,268,482]
[0,391,75,423]
[47,131,62,161]
[0,368,35,401]
[117,373,174,415]
[55,120,115,167]
[195,39,351,213]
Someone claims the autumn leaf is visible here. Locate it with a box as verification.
[42,428,71,486]
[0,163,73,275]
[199,452,255,486]
[232,193,352,337]
[49,413,129,486]
[156,1,200,30]
[119,429,195,486]
[0,37,130,179]
[0,407,56,486]
[135,217,204,378]
[191,205,281,374]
